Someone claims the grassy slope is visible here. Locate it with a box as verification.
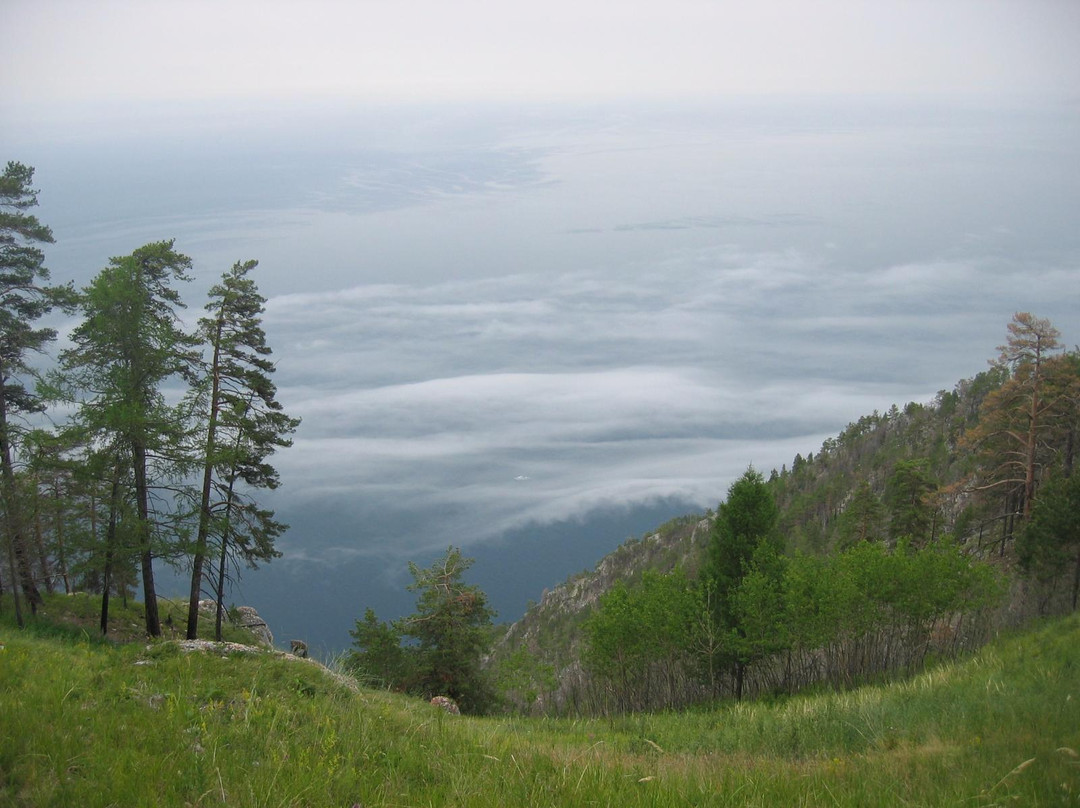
[2,608,1078,807]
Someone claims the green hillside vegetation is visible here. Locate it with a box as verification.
[3,601,1078,807]
[489,313,1079,715]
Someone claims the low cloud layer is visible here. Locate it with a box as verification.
[263,245,1078,564]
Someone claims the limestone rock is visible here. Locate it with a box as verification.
[170,639,261,654]
[233,605,274,647]
[190,600,274,648]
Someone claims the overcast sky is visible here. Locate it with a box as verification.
[3,0,1079,109]
[2,1,1079,652]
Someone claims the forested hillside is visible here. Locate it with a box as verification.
[489,314,1079,715]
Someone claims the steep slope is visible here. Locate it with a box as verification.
[493,513,708,670]
[490,364,1064,697]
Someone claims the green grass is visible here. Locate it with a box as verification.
[2,607,1078,806]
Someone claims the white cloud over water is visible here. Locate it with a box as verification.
[260,243,1079,562]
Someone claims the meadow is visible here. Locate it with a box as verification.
[1,598,1077,807]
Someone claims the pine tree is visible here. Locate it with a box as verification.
[397,546,495,713]
[967,313,1066,519]
[836,479,885,549]
[348,608,408,688]
[60,241,197,637]
[0,162,74,622]
[184,259,299,640]
[1018,472,1080,611]
[885,459,939,546]
[703,467,781,699]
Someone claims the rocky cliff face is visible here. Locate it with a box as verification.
[493,514,709,661]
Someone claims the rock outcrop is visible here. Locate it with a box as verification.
[195,600,274,648]
[233,606,274,647]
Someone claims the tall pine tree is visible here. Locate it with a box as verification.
[61,241,197,637]
[967,313,1066,519]
[186,259,298,639]
[0,162,74,622]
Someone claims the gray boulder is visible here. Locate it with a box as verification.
[233,605,274,647]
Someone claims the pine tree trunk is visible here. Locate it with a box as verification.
[1065,425,1075,480]
[33,494,54,595]
[1023,340,1045,519]
[86,493,100,594]
[214,478,238,642]
[4,516,25,628]
[1024,395,1039,519]
[132,439,160,636]
[187,318,223,639]
[53,478,70,594]
[100,460,122,636]
[0,423,42,611]
[214,531,228,642]
[1072,543,1080,612]
[214,415,248,642]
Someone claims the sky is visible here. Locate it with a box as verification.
[3,1,1080,106]
[2,1,1079,654]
